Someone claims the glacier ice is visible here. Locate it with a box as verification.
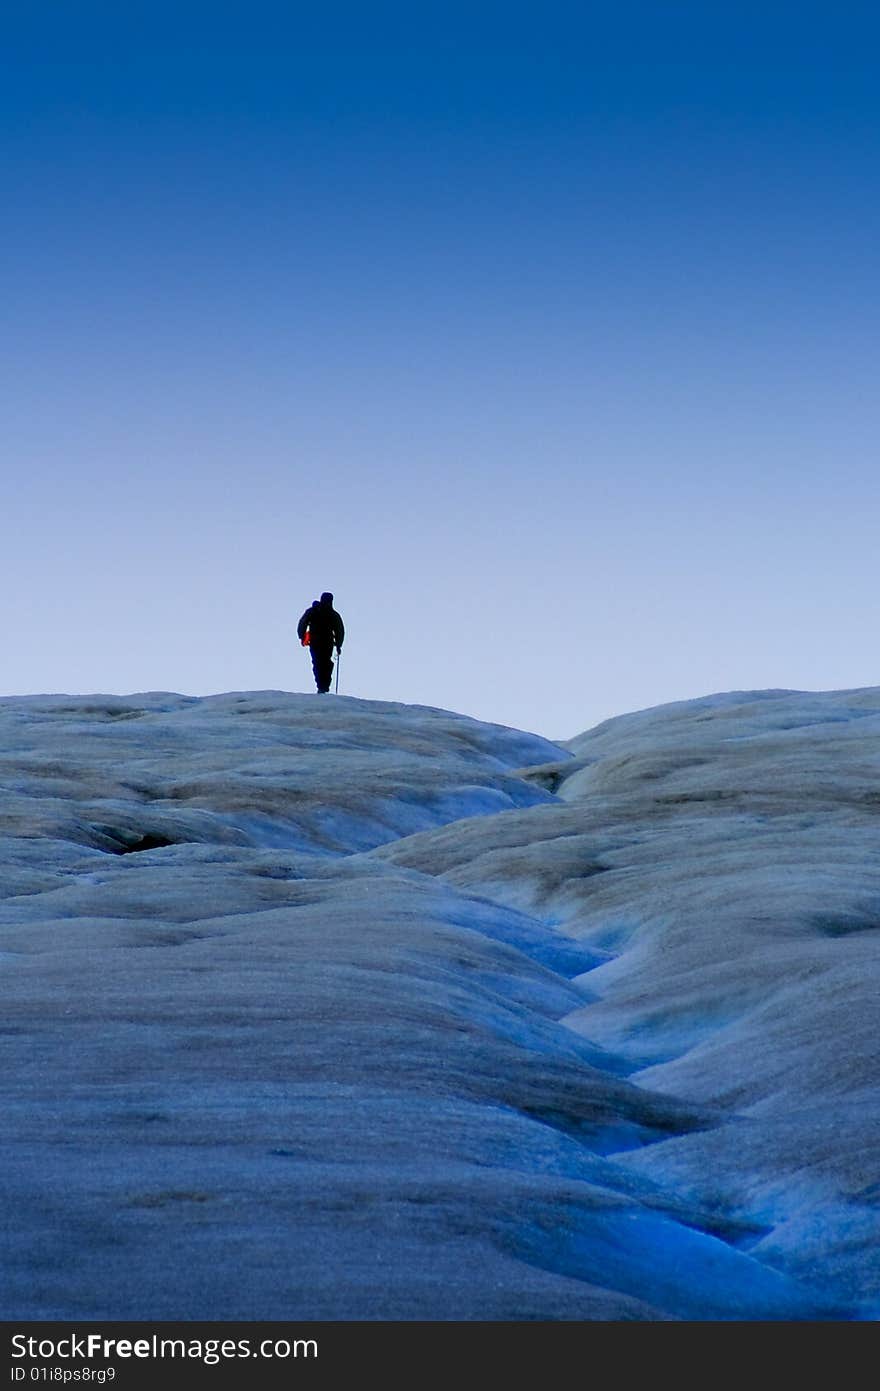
[0,687,875,1318]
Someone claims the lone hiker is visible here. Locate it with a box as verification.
[298,592,345,693]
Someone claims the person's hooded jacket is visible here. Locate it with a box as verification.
[297,592,344,653]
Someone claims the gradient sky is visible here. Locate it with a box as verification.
[4,2,879,739]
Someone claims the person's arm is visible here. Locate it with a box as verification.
[297,609,312,641]
[334,613,345,649]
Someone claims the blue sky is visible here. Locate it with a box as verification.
[4,3,879,738]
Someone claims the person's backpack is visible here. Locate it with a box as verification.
[301,599,319,646]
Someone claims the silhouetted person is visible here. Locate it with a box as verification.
[298,591,344,693]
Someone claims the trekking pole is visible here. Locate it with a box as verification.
[335,647,341,694]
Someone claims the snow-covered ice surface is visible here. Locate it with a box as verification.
[1,688,875,1319]
[380,687,880,1317]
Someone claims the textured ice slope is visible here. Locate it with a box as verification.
[0,689,870,1318]
[380,687,880,1311]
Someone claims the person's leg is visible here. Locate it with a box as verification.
[311,646,334,692]
[310,647,325,692]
